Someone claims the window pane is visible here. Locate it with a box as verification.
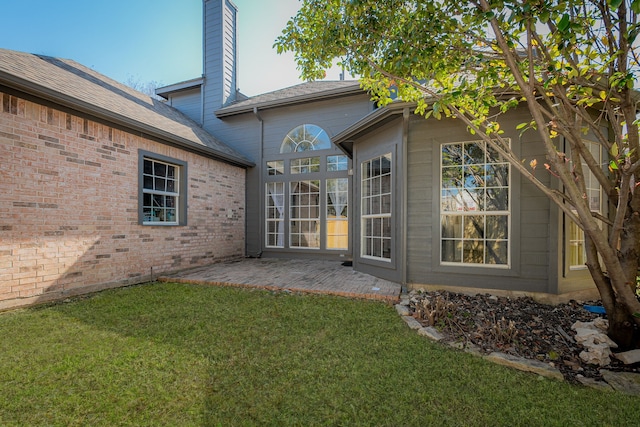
[486,215,508,240]
[465,142,485,164]
[463,240,484,263]
[267,160,284,175]
[155,177,166,192]
[442,166,463,189]
[486,240,508,265]
[143,175,153,190]
[441,215,462,239]
[154,162,166,177]
[464,216,484,239]
[442,144,463,167]
[442,240,462,262]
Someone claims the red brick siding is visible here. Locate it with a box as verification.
[0,91,246,309]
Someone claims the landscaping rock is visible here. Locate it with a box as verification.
[600,370,640,396]
[613,349,640,365]
[395,304,411,316]
[402,315,423,330]
[399,295,411,306]
[575,375,613,392]
[485,352,564,381]
[572,320,617,367]
[417,326,444,341]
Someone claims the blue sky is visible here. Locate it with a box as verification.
[0,0,343,96]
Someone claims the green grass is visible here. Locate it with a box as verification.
[0,282,638,426]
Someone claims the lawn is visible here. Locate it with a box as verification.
[0,282,638,426]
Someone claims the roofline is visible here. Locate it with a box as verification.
[155,77,204,99]
[215,82,364,117]
[0,72,253,168]
[333,102,414,156]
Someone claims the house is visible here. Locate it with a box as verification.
[1,0,599,309]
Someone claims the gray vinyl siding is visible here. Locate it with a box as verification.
[247,94,374,259]
[166,88,202,125]
[222,2,237,103]
[352,120,404,283]
[202,0,237,136]
[404,108,563,294]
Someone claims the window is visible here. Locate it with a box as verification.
[291,157,320,174]
[440,141,510,266]
[281,124,331,153]
[139,151,187,226]
[327,155,348,171]
[290,180,320,248]
[267,160,284,175]
[361,154,392,261]
[266,182,285,247]
[327,178,348,250]
[568,140,602,270]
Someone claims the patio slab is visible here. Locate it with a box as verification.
[158,258,402,302]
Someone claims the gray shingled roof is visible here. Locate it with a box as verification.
[215,80,363,117]
[0,48,252,167]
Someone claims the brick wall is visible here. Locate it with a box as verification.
[0,91,247,309]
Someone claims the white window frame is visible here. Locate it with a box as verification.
[361,153,392,262]
[440,140,511,267]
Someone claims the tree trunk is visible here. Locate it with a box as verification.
[607,302,639,350]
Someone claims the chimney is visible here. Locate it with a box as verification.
[202,0,238,133]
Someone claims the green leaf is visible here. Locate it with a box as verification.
[634,312,640,319]
[609,0,623,9]
[609,160,619,170]
[558,14,570,32]
[516,122,528,130]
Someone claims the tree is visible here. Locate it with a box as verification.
[276,0,640,348]
[124,75,164,100]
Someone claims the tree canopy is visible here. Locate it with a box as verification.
[276,0,640,347]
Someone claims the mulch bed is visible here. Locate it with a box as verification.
[407,290,638,383]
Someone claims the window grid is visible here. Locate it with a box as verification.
[327,178,348,250]
[281,124,331,153]
[290,180,320,249]
[291,157,320,174]
[327,155,348,171]
[361,154,392,261]
[142,158,179,224]
[440,141,510,266]
[569,140,602,270]
[266,182,285,248]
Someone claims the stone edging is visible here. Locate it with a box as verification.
[395,300,640,396]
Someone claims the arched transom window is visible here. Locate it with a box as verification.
[280,124,331,153]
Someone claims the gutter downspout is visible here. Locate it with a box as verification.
[401,107,410,293]
[254,106,264,257]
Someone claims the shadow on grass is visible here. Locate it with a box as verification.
[5,281,639,426]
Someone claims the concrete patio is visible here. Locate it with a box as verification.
[158,258,402,302]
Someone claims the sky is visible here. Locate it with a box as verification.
[0,0,345,96]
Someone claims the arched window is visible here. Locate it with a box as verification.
[280,124,331,153]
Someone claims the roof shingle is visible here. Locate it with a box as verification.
[0,48,252,167]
